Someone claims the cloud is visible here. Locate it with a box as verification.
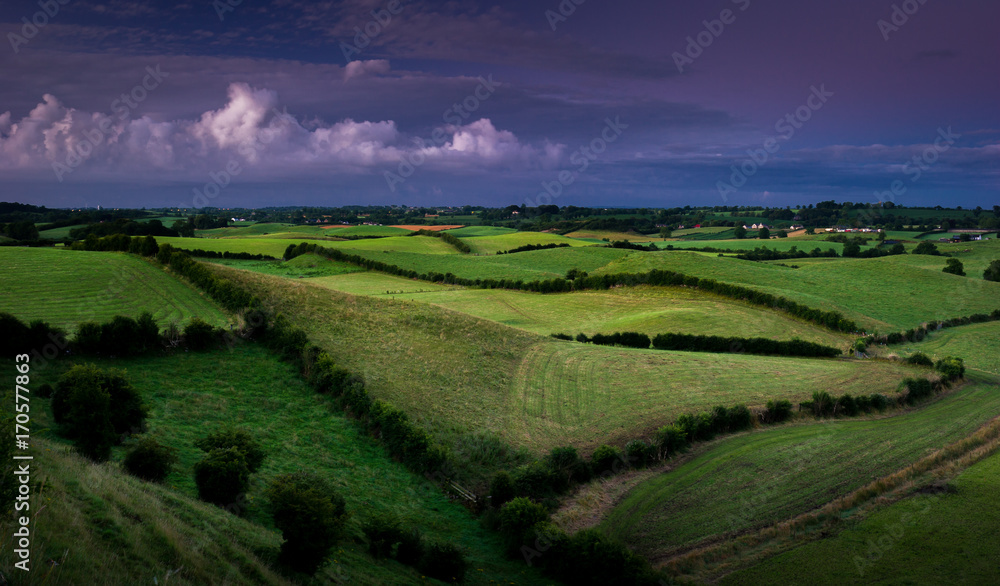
[0,82,561,182]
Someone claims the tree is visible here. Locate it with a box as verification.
[943,258,966,276]
[843,242,861,257]
[123,437,178,482]
[889,243,906,255]
[776,230,788,238]
[267,471,348,574]
[984,259,1000,282]
[659,227,672,239]
[53,365,147,461]
[734,225,747,239]
[195,428,266,472]
[758,227,770,239]
[3,220,39,240]
[913,241,940,256]
[194,447,250,507]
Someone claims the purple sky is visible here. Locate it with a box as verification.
[1,0,997,209]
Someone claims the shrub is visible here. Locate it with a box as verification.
[194,447,249,507]
[935,356,965,381]
[183,318,217,351]
[676,412,715,442]
[943,258,966,276]
[195,428,266,473]
[418,541,467,583]
[575,333,590,343]
[654,425,688,458]
[903,378,934,404]
[267,471,348,574]
[837,394,860,417]
[810,391,835,417]
[545,446,590,489]
[624,439,655,469]
[906,352,934,367]
[489,470,516,508]
[556,529,658,586]
[550,333,572,341]
[513,460,560,499]
[53,364,147,461]
[762,399,793,424]
[984,259,1000,282]
[498,498,550,556]
[123,437,178,483]
[590,444,624,476]
[727,404,754,431]
[869,393,890,411]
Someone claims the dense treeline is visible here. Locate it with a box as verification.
[496,242,570,255]
[310,245,859,333]
[71,233,160,256]
[651,333,842,357]
[283,241,318,260]
[606,240,658,251]
[408,229,471,253]
[736,246,840,261]
[69,218,179,239]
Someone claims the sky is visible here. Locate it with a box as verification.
[0,0,997,210]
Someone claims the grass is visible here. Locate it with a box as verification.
[323,235,461,255]
[154,236,325,257]
[654,239,869,254]
[889,321,1000,376]
[305,273,851,347]
[564,230,658,242]
[195,223,330,238]
[719,445,1000,585]
[6,346,555,585]
[460,232,593,255]
[507,343,918,451]
[328,225,414,237]
[445,226,517,238]
[206,254,365,279]
[36,224,87,239]
[0,247,228,330]
[155,235,459,257]
[594,251,1000,332]
[599,375,1000,561]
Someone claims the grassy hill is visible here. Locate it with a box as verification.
[720,445,1000,585]
[595,251,1000,332]
[599,375,1000,564]
[460,232,592,255]
[203,264,920,453]
[0,248,228,330]
[305,272,852,347]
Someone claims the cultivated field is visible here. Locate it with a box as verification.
[0,247,228,329]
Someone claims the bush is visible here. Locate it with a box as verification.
[513,460,560,499]
[53,364,147,461]
[489,470,516,508]
[913,241,941,256]
[545,446,590,490]
[183,318,217,351]
[869,393,890,411]
[837,394,860,417]
[590,444,624,475]
[123,437,178,483]
[624,439,655,469]
[194,447,250,507]
[498,498,550,556]
[267,471,348,574]
[984,259,1000,282]
[418,541,467,583]
[810,390,836,417]
[903,378,934,404]
[556,529,659,585]
[906,352,934,367]
[762,399,793,424]
[935,356,965,382]
[943,258,966,276]
[195,428,266,473]
[654,425,688,458]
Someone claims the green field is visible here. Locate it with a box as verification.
[207,254,366,279]
[564,230,658,242]
[305,272,851,347]
[721,446,1000,585]
[461,232,593,255]
[331,225,415,237]
[600,376,1000,563]
[0,247,228,329]
[889,321,1000,376]
[37,224,87,239]
[12,345,554,585]
[195,223,331,238]
[445,226,517,238]
[654,238,869,254]
[155,235,460,257]
[508,343,917,451]
[594,251,1000,332]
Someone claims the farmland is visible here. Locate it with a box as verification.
[0,247,228,329]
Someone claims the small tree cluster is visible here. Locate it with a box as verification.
[267,471,348,574]
[193,428,266,509]
[123,437,178,483]
[361,514,466,582]
[53,365,147,461]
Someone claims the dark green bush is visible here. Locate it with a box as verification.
[810,391,836,417]
[654,425,688,458]
[195,428,266,473]
[903,378,934,404]
[418,540,467,583]
[545,446,590,489]
[837,394,860,417]
[906,352,934,367]
[183,318,217,351]
[194,447,249,507]
[624,439,655,469]
[267,471,348,574]
[762,399,793,424]
[590,444,624,475]
[498,498,550,556]
[869,393,890,411]
[53,364,147,461]
[513,460,560,499]
[489,470,516,508]
[934,356,965,381]
[123,437,178,483]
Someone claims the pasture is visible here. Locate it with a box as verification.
[460,232,592,255]
[0,247,228,329]
[600,376,1000,563]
